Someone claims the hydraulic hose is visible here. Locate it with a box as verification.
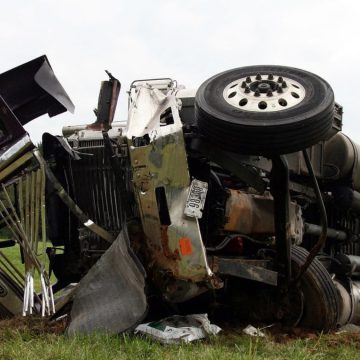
[292,149,328,284]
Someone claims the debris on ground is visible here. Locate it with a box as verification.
[242,325,266,337]
[336,324,360,334]
[134,314,221,344]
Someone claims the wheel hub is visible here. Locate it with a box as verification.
[257,82,271,92]
[223,74,306,112]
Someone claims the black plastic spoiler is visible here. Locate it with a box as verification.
[0,55,75,125]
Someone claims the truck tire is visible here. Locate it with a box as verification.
[291,246,339,331]
[195,65,334,155]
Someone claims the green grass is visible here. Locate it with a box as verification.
[1,240,359,359]
[1,242,24,272]
[0,241,55,290]
[1,246,359,360]
[0,324,359,360]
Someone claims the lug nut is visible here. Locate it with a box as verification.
[241,81,247,88]
[268,74,274,80]
[246,76,252,83]
[282,81,287,88]
[267,89,273,97]
[245,86,251,93]
[277,86,283,93]
[278,76,283,83]
[256,73,262,80]
[254,89,261,97]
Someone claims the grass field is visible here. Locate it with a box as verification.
[1,240,360,359]
[0,317,360,360]
[0,240,54,290]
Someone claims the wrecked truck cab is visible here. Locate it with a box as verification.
[1,57,360,334]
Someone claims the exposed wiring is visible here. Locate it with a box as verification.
[206,233,272,252]
[210,170,223,189]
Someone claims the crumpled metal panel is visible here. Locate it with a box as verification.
[68,229,147,334]
[126,83,213,291]
[0,55,74,125]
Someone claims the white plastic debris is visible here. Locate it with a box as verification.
[336,324,360,334]
[243,325,266,337]
[134,314,221,344]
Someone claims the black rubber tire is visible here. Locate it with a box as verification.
[195,65,334,155]
[291,246,339,331]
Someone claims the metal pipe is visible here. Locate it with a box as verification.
[304,222,347,241]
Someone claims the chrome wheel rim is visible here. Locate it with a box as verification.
[223,73,306,112]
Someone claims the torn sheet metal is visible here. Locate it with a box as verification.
[126,82,216,301]
[134,314,221,344]
[67,229,147,335]
[0,55,74,125]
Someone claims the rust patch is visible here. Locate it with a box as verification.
[160,225,180,260]
[224,190,274,234]
[209,255,220,273]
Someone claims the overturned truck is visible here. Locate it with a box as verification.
[0,56,358,333]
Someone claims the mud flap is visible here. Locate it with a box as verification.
[67,229,147,335]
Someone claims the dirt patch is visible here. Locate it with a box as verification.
[267,325,319,343]
[323,332,360,349]
[0,315,67,339]
[216,321,334,344]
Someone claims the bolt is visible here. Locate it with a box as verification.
[256,73,262,80]
[278,76,283,83]
[246,76,252,83]
[267,89,273,96]
[282,81,287,88]
[245,86,251,93]
[241,81,247,88]
[277,86,283,93]
[268,74,274,80]
[254,89,260,97]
